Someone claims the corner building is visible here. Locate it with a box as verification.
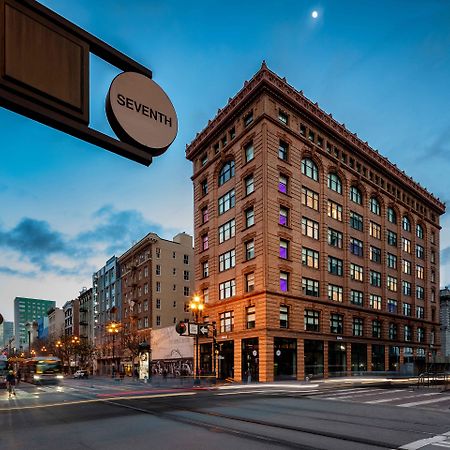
[186,63,445,382]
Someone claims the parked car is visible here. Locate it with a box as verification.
[73,370,89,379]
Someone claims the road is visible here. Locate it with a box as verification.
[1,377,450,450]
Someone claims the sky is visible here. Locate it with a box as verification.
[1,0,450,322]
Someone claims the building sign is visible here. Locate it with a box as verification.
[106,72,178,157]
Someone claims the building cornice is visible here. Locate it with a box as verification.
[185,61,444,214]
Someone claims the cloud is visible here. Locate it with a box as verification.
[0,266,37,277]
[415,125,450,162]
[441,246,450,266]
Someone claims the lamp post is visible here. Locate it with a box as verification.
[71,336,80,371]
[107,322,120,377]
[189,294,204,385]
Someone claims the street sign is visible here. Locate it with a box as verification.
[189,323,198,336]
[199,325,209,336]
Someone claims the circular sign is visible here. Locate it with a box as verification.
[276,350,281,356]
[106,72,178,156]
[252,350,258,357]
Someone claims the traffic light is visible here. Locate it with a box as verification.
[175,321,187,335]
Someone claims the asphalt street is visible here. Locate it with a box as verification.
[1,378,450,450]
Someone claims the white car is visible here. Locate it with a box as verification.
[73,370,89,379]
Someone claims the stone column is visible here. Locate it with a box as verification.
[259,334,274,382]
[297,338,304,380]
[323,341,329,378]
[234,338,242,381]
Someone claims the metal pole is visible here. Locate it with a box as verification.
[112,333,115,376]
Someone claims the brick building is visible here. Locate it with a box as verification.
[186,62,445,382]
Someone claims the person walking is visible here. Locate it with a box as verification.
[6,370,16,398]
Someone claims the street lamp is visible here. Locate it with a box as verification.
[189,294,204,385]
[107,322,120,377]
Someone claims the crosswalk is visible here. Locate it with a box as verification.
[312,387,450,409]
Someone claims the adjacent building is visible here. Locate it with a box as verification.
[47,307,64,341]
[14,297,56,352]
[0,321,14,352]
[186,63,445,381]
[440,288,450,357]
[63,299,80,336]
[78,287,94,344]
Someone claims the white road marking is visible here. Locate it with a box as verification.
[399,430,450,450]
[398,396,450,407]
[433,442,450,448]
[366,392,441,404]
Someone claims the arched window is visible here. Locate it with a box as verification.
[416,224,424,239]
[402,216,411,232]
[328,173,342,194]
[301,158,319,181]
[387,207,397,224]
[218,160,235,186]
[350,186,362,204]
[370,197,381,215]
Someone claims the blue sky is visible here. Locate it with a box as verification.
[1,0,450,322]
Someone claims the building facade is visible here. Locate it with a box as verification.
[63,299,80,336]
[119,232,194,374]
[78,287,93,344]
[14,297,56,352]
[0,321,14,352]
[186,63,445,382]
[440,288,450,357]
[47,307,64,341]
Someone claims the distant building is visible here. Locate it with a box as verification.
[47,307,64,341]
[440,288,450,357]
[0,321,14,351]
[63,299,80,336]
[78,287,93,344]
[36,316,49,341]
[14,297,56,351]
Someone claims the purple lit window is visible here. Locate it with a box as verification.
[279,175,288,194]
[202,235,209,251]
[279,207,288,226]
[280,272,289,292]
[280,239,288,259]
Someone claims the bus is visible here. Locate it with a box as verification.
[22,356,63,384]
[0,355,8,388]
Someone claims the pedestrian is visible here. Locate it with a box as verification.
[16,369,21,385]
[6,370,16,398]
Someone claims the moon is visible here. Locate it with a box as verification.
[312,10,318,19]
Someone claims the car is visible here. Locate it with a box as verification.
[73,370,89,379]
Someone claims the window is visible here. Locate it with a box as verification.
[317,136,323,147]
[328,284,343,302]
[387,253,397,269]
[229,127,236,140]
[370,197,381,215]
[220,311,234,332]
[402,216,411,232]
[156,264,161,276]
[350,263,363,282]
[219,249,235,272]
[350,238,364,257]
[279,206,289,226]
[302,217,319,239]
[302,186,319,210]
[184,270,189,281]
[387,230,397,247]
[402,237,411,254]
[156,247,161,258]
[416,306,424,319]
[302,278,319,297]
[400,260,411,277]
[218,189,235,215]
[350,186,362,204]
[369,294,382,310]
[202,234,209,251]
[156,316,161,326]
[201,153,208,166]
[350,211,364,231]
[370,246,381,263]
[300,124,306,136]
[302,247,319,269]
[389,323,397,340]
[431,250,435,263]
[304,310,320,332]
[183,255,189,264]
[244,141,254,163]
[387,299,397,313]
[417,327,425,343]
[201,179,208,196]
[308,130,315,142]
[219,161,235,186]
[327,200,343,221]
[279,239,289,259]
[328,173,342,194]
[416,245,424,259]
[328,228,343,248]
[156,281,161,293]
[416,265,424,279]
[245,207,254,228]
[203,288,209,303]
[387,207,397,224]
[402,281,412,296]
[301,158,318,181]
[244,174,254,195]
[351,290,363,306]
[245,239,255,260]
[244,111,253,126]
[353,318,364,337]
[280,305,289,328]
[328,256,343,276]
[404,325,412,342]
[370,270,381,287]
[278,110,288,124]
[245,272,255,292]
[219,279,236,299]
[279,174,288,194]
[280,271,289,292]
[218,219,236,243]
[201,206,209,224]
[278,141,288,161]
[330,314,344,334]
[431,231,435,244]
[369,221,381,239]
[202,261,209,278]
[372,320,382,338]
[246,306,256,329]
[416,286,424,300]
[387,275,397,292]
